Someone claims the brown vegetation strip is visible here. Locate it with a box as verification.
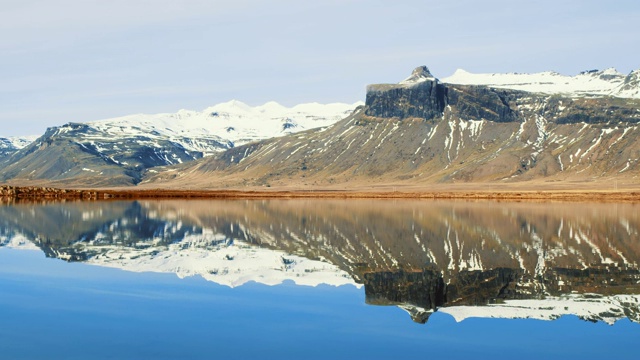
[2,185,640,202]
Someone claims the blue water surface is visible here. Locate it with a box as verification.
[0,249,637,360]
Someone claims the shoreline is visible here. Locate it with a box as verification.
[1,185,640,202]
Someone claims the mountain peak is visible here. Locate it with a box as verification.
[399,65,437,84]
[214,99,252,112]
[451,68,470,76]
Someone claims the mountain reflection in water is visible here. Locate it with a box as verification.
[1,199,639,325]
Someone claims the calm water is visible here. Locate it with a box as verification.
[1,199,639,359]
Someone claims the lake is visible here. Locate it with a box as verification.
[1,199,639,359]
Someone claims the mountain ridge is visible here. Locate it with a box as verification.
[2,65,640,189]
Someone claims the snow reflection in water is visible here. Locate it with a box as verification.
[1,199,640,325]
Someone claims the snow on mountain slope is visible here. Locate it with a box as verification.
[0,136,37,152]
[3,136,38,149]
[88,100,362,154]
[442,68,640,98]
[0,136,37,160]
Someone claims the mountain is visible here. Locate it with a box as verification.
[0,101,360,186]
[0,136,37,161]
[2,199,639,324]
[144,65,640,189]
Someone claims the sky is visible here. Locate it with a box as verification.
[1,0,639,137]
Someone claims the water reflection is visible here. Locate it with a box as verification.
[1,199,640,324]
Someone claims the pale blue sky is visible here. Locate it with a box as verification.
[1,0,639,136]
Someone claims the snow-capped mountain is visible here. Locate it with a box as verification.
[0,101,360,186]
[0,136,37,160]
[3,64,640,188]
[1,136,38,149]
[442,67,640,98]
[148,65,640,188]
[87,100,362,154]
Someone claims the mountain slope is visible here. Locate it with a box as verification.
[0,101,359,186]
[145,66,640,188]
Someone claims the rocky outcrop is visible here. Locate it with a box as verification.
[365,66,447,120]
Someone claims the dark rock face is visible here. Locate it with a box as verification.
[445,85,520,123]
[365,80,447,120]
[364,269,446,312]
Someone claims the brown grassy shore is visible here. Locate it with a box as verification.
[2,184,640,202]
